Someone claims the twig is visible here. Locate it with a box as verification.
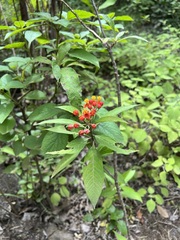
[113,153,131,240]
[60,0,104,44]
[153,220,180,231]
[90,0,121,106]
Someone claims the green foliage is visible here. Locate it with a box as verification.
[116,0,180,29]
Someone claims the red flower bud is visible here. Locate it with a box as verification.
[74,123,80,128]
[73,110,79,116]
[78,130,85,136]
[97,101,103,108]
[67,124,74,130]
[79,115,85,121]
[91,124,97,129]
[84,129,90,134]
[90,109,96,116]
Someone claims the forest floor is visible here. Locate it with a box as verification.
[0,170,180,240]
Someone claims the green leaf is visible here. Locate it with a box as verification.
[159,125,171,133]
[0,103,14,124]
[95,135,134,155]
[160,187,169,197]
[57,43,71,65]
[57,105,80,114]
[51,138,87,177]
[58,176,67,185]
[103,105,136,117]
[24,74,44,85]
[0,118,15,134]
[24,135,41,150]
[122,169,136,184]
[160,171,168,185]
[60,186,70,197]
[0,25,15,30]
[99,0,117,9]
[114,15,133,21]
[25,90,46,100]
[137,188,147,197]
[148,186,155,194]
[47,125,78,135]
[95,116,122,123]
[173,165,180,175]
[39,118,83,127]
[24,30,42,48]
[36,37,50,45]
[41,132,68,154]
[4,42,25,49]
[82,148,104,207]
[121,35,148,42]
[94,122,124,144]
[0,74,24,90]
[116,220,128,236]
[132,129,147,143]
[1,146,14,155]
[14,20,26,28]
[168,131,178,144]
[69,49,99,67]
[50,192,61,206]
[146,199,156,213]
[30,56,51,65]
[67,10,95,20]
[154,194,164,205]
[147,101,160,110]
[13,140,26,156]
[122,186,142,202]
[114,231,127,240]
[29,103,61,122]
[0,65,12,72]
[152,158,163,167]
[52,63,61,81]
[60,67,82,108]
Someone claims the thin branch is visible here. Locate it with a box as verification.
[90,0,121,106]
[91,0,106,38]
[113,153,131,240]
[60,0,104,44]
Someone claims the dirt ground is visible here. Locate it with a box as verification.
[0,172,180,240]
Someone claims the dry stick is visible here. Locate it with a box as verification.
[61,0,130,238]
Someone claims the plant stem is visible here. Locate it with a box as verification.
[90,1,130,239]
[34,156,54,211]
[61,1,130,238]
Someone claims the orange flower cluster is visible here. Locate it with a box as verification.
[67,96,104,136]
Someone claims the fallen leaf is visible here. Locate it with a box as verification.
[157,205,169,218]
[137,209,144,224]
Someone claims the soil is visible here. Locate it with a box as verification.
[0,173,180,240]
